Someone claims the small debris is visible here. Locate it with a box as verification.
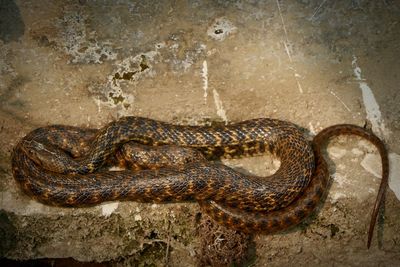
[207,17,237,41]
[134,214,142,221]
[101,202,119,217]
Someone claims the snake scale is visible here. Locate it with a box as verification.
[11,117,388,248]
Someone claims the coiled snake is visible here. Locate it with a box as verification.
[11,117,388,248]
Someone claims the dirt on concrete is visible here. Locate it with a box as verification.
[1,0,400,266]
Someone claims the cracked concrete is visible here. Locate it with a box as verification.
[1,0,400,266]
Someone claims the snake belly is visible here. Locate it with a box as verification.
[11,117,388,247]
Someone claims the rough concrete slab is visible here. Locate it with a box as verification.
[1,0,400,266]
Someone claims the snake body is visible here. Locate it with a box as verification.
[11,117,388,247]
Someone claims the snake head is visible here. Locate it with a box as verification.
[20,140,74,174]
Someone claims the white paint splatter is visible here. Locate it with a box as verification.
[296,80,303,94]
[201,60,208,103]
[360,152,400,201]
[361,153,382,178]
[352,56,389,139]
[212,88,228,124]
[388,153,400,201]
[201,59,227,122]
[94,96,102,113]
[350,57,400,198]
[101,202,119,217]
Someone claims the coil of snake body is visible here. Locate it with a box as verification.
[11,117,388,248]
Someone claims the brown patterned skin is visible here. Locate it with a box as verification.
[12,117,315,213]
[117,143,208,170]
[200,125,388,249]
[11,118,388,248]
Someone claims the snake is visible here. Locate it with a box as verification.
[11,117,388,248]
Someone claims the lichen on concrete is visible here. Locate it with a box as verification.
[57,10,117,64]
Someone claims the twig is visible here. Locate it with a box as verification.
[164,213,172,266]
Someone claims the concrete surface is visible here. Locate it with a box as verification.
[1,0,400,266]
